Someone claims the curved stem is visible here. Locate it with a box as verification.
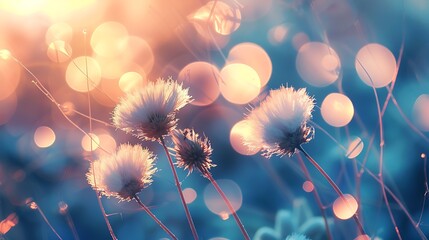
[298,146,366,236]
[134,195,177,240]
[296,154,333,240]
[204,173,250,240]
[159,136,199,240]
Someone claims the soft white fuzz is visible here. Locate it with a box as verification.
[87,144,156,201]
[244,86,315,157]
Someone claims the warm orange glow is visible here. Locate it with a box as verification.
[346,137,364,159]
[354,235,371,240]
[81,133,100,152]
[321,93,354,127]
[230,120,260,155]
[204,179,242,216]
[302,181,314,192]
[355,43,396,88]
[0,56,21,101]
[34,126,56,148]
[219,211,230,220]
[91,22,129,58]
[177,61,221,106]
[183,188,197,204]
[413,94,429,131]
[47,41,72,63]
[0,94,17,126]
[45,22,73,45]
[191,1,241,36]
[119,72,146,93]
[227,42,272,86]
[220,63,261,104]
[0,49,12,60]
[65,56,101,92]
[333,194,358,220]
[296,42,341,87]
[96,132,117,154]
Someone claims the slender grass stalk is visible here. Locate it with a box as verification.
[297,145,366,236]
[159,136,199,240]
[204,173,250,240]
[296,154,332,240]
[31,202,63,240]
[133,195,177,240]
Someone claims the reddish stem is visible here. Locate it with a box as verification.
[160,136,199,240]
[134,195,177,240]
[298,146,366,236]
[204,173,250,240]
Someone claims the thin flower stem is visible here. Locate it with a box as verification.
[133,195,177,240]
[298,145,366,236]
[204,173,250,240]
[94,192,118,240]
[36,207,63,240]
[159,136,199,240]
[296,154,333,240]
[63,212,80,240]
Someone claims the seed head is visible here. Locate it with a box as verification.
[244,86,315,157]
[171,128,215,176]
[87,144,157,201]
[113,78,191,141]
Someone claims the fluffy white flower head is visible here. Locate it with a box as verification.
[171,128,215,176]
[87,144,157,201]
[113,78,191,141]
[244,86,315,157]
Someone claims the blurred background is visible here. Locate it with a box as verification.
[1,0,429,239]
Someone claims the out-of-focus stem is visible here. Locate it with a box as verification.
[204,173,250,240]
[134,195,177,240]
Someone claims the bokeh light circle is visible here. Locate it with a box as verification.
[66,56,101,92]
[177,61,221,106]
[34,126,56,148]
[355,43,396,88]
[413,94,429,131]
[227,42,272,86]
[296,42,341,87]
[119,72,146,93]
[81,133,100,152]
[230,120,260,155]
[302,181,314,192]
[321,93,354,127]
[192,1,241,36]
[204,179,242,218]
[47,41,72,63]
[91,21,129,57]
[183,188,197,204]
[333,194,358,220]
[354,235,371,240]
[346,137,364,159]
[45,22,73,45]
[220,63,261,104]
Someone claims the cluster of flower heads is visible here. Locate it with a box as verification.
[89,78,215,201]
[87,77,318,239]
[244,86,315,158]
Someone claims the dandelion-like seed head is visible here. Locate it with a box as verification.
[87,144,157,201]
[171,128,215,176]
[113,78,191,141]
[244,86,315,157]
